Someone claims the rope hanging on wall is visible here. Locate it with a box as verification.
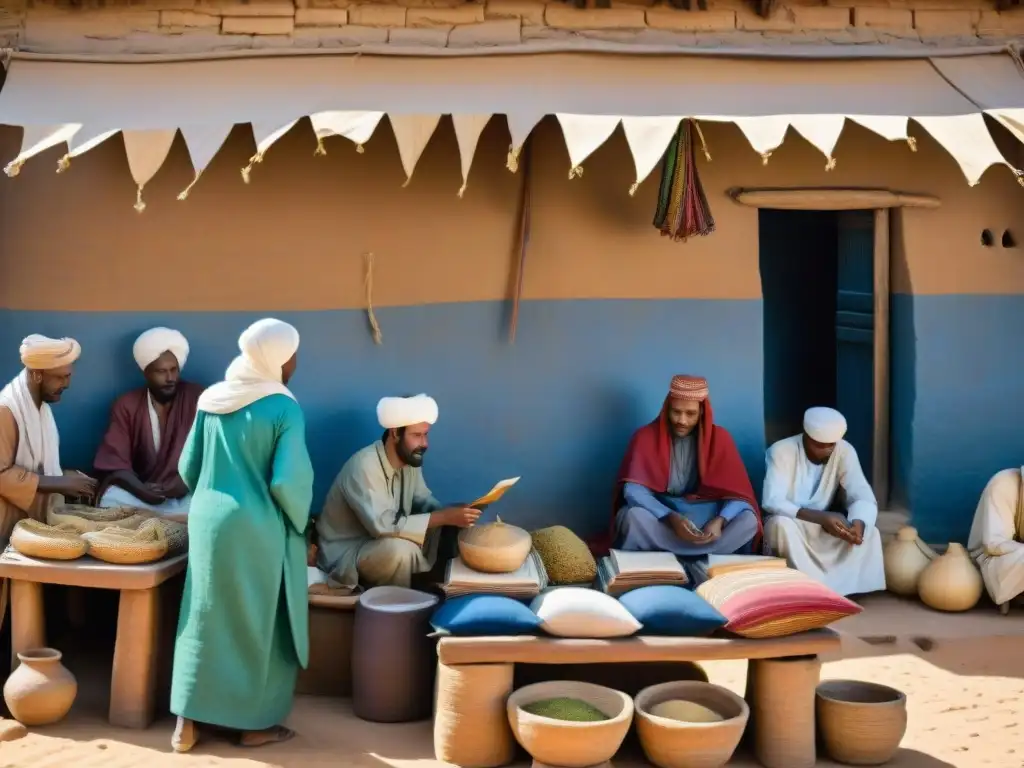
[508,138,533,344]
[365,252,384,345]
[652,119,716,242]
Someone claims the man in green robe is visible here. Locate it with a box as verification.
[316,394,481,590]
[170,318,313,753]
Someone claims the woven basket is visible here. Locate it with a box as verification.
[82,525,168,565]
[434,662,515,768]
[459,518,533,574]
[507,681,633,768]
[816,680,907,765]
[634,681,748,768]
[136,517,188,556]
[48,504,155,534]
[10,520,88,561]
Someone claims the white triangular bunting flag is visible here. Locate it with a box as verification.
[914,114,1018,187]
[5,124,80,177]
[177,124,233,200]
[789,115,846,170]
[555,114,620,178]
[241,120,298,184]
[504,113,543,172]
[621,116,681,195]
[452,114,492,197]
[388,114,441,186]
[310,111,384,152]
[122,129,177,212]
[850,115,911,144]
[67,126,119,158]
[731,116,791,164]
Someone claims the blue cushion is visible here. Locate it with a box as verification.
[618,585,727,636]
[431,595,543,636]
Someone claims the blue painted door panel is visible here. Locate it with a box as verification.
[835,211,875,482]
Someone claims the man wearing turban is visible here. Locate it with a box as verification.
[597,375,761,559]
[0,334,97,541]
[315,394,481,590]
[762,406,885,597]
[93,328,202,520]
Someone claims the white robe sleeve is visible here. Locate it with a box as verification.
[338,454,430,547]
[762,441,800,518]
[837,442,878,529]
[969,469,1023,558]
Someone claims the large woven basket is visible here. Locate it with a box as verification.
[634,681,749,768]
[506,681,633,768]
[48,504,155,534]
[10,520,88,561]
[816,680,907,765]
[82,525,168,565]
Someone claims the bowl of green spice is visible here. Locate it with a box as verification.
[507,681,634,768]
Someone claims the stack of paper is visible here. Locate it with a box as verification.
[597,549,688,596]
[443,549,549,599]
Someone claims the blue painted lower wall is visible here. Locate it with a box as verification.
[891,293,1024,544]
[0,300,766,539]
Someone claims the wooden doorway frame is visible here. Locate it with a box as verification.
[731,187,941,507]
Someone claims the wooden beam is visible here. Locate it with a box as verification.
[729,188,941,210]
[872,208,891,507]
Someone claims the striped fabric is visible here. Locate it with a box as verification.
[696,567,861,639]
[669,374,709,402]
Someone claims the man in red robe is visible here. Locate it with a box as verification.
[93,328,202,522]
[595,374,761,558]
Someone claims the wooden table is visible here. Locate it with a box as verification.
[0,549,188,729]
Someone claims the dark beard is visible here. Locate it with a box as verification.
[149,386,177,405]
[398,442,426,467]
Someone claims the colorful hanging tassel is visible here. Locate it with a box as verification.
[652,120,715,242]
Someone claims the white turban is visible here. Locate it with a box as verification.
[377,394,439,430]
[19,334,81,370]
[803,407,847,444]
[197,318,300,416]
[133,327,189,371]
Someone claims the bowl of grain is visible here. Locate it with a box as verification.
[507,681,634,768]
[633,681,749,768]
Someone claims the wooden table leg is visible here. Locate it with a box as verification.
[109,586,160,729]
[746,655,820,768]
[10,580,45,670]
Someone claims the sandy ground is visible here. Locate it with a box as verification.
[3,594,1024,768]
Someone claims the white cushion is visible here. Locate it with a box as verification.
[530,587,642,638]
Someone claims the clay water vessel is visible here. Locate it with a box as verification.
[3,648,77,726]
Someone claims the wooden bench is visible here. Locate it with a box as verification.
[433,629,841,768]
[297,593,358,697]
[0,550,188,729]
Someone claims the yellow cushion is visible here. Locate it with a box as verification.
[531,526,598,585]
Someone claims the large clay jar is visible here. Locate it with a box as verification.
[883,526,936,597]
[917,543,983,613]
[3,648,77,726]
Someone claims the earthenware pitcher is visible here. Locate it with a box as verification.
[3,648,77,726]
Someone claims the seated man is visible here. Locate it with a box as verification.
[606,374,760,557]
[93,328,201,520]
[0,334,97,542]
[762,406,885,597]
[968,467,1024,614]
[316,394,481,590]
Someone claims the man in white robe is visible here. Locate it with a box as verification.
[967,467,1024,613]
[315,394,481,590]
[762,406,886,597]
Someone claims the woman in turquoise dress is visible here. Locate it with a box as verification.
[170,318,313,752]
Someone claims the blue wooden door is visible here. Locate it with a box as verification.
[835,211,875,483]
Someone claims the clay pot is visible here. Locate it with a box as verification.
[3,648,77,726]
[459,516,532,574]
[917,543,983,613]
[883,526,936,597]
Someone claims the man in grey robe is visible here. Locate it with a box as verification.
[315,394,480,589]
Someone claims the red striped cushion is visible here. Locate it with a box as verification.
[696,568,861,639]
